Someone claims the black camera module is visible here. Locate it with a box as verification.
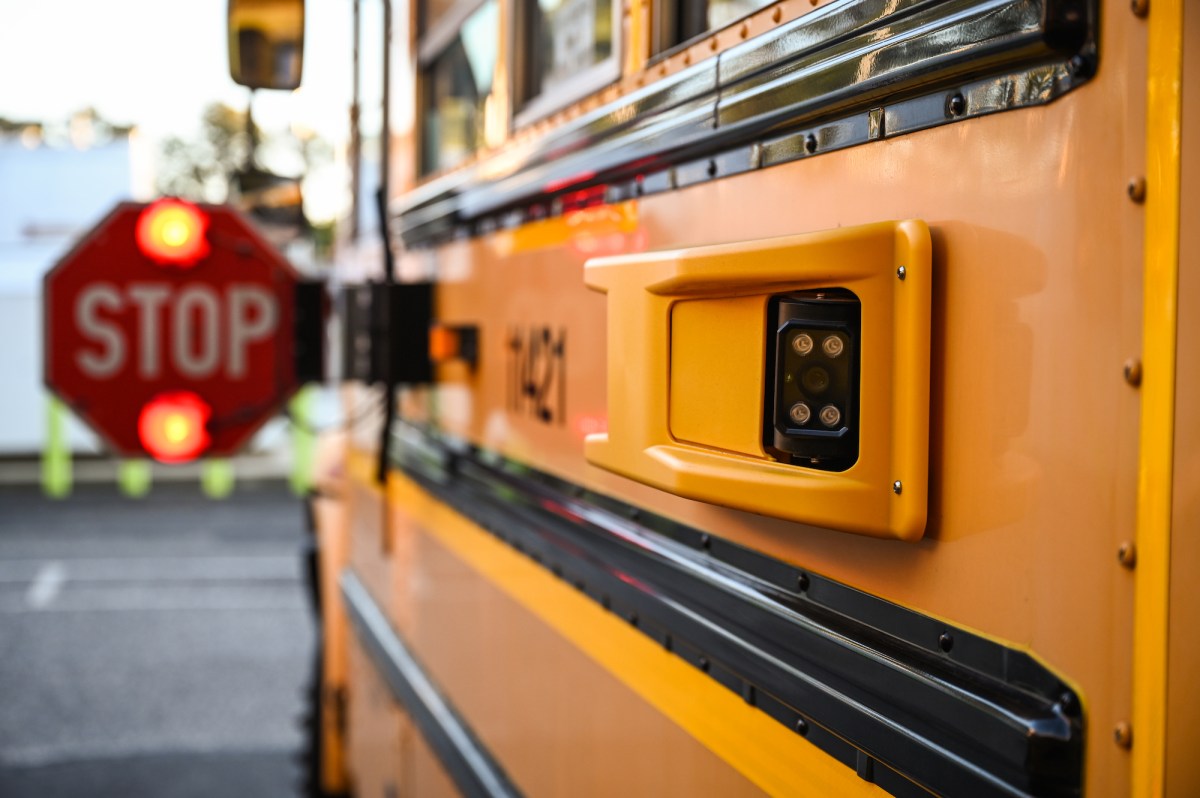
[763,289,861,471]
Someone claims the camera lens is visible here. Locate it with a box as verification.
[800,366,830,395]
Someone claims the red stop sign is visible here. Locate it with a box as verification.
[44,200,301,460]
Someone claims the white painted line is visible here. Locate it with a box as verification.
[25,561,67,609]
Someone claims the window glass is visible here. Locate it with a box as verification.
[357,0,385,236]
[524,0,614,104]
[420,0,498,175]
[658,0,772,52]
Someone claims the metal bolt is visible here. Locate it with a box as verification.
[938,632,954,653]
[1130,0,1148,17]
[947,93,966,116]
[1069,54,1090,78]
[706,159,718,178]
[795,717,809,735]
[897,265,907,280]
[797,572,810,592]
[1124,359,1143,387]
[700,533,712,550]
[1118,541,1137,569]
[804,133,818,154]
[1127,177,1147,203]
[1114,721,1133,749]
[893,480,903,495]
[772,7,782,22]
[699,656,710,672]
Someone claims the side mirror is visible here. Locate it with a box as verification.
[228,0,305,90]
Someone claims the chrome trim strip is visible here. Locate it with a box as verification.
[341,571,522,798]
[396,0,1093,245]
[385,421,1084,797]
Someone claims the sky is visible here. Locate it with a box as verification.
[0,0,353,144]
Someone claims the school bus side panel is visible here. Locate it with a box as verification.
[1167,2,1200,795]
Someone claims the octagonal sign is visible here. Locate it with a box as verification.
[44,199,302,461]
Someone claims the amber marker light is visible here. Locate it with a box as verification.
[428,325,461,363]
[138,391,212,463]
[135,199,211,266]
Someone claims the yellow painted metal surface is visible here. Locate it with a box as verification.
[407,4,1147,783]
[1132,0,1185,792]
[313,495,350,796]
[584,221,931,539]
[1165,3,1199,795]
[373,465,887,797]
[309,0,1189,793]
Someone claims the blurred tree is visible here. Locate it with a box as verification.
[156,103,258,203]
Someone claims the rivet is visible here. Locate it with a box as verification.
[700,533,712,550]
[740,23,749,39]
[1127,176,1147,203]
[1130,0,1148,17]
[1069,54,1090,78]
[938,632,954,653]
[897,265,906,280]
[772,7,782,22]
[804,133,817,154]
[699,656,710,672]
[709,36,719,51]
[1118,541,1137,568]
[797,572,810,592]
[947,93,966,117]
[659,64,667,76]
[706,159,718,178]
[1114,721,1133,749]
[683,52,692,66]
[627,611,639,626]
[795,717,809,735]
[1124,359,1142,387]
[893,480,903,495]
[1059,691,1077,713]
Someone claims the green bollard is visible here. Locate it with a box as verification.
[42,396,72,498]
[289,386,316,496]
[201,459,235,498]
[118,460,152,497]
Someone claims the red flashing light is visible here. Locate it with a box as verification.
[137,391,212,463]
[135,199,211,266]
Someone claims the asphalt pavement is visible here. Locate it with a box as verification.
[0,481,316,797]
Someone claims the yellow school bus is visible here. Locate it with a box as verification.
[232,0,1199,794]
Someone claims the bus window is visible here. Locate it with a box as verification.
[514,0,619,126]
[419,0,460,34]
[653,0,772,54]
[419,0,499,176]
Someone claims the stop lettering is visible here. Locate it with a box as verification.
[74,282,279,381]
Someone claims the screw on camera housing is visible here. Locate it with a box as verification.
[763,289,861,471]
